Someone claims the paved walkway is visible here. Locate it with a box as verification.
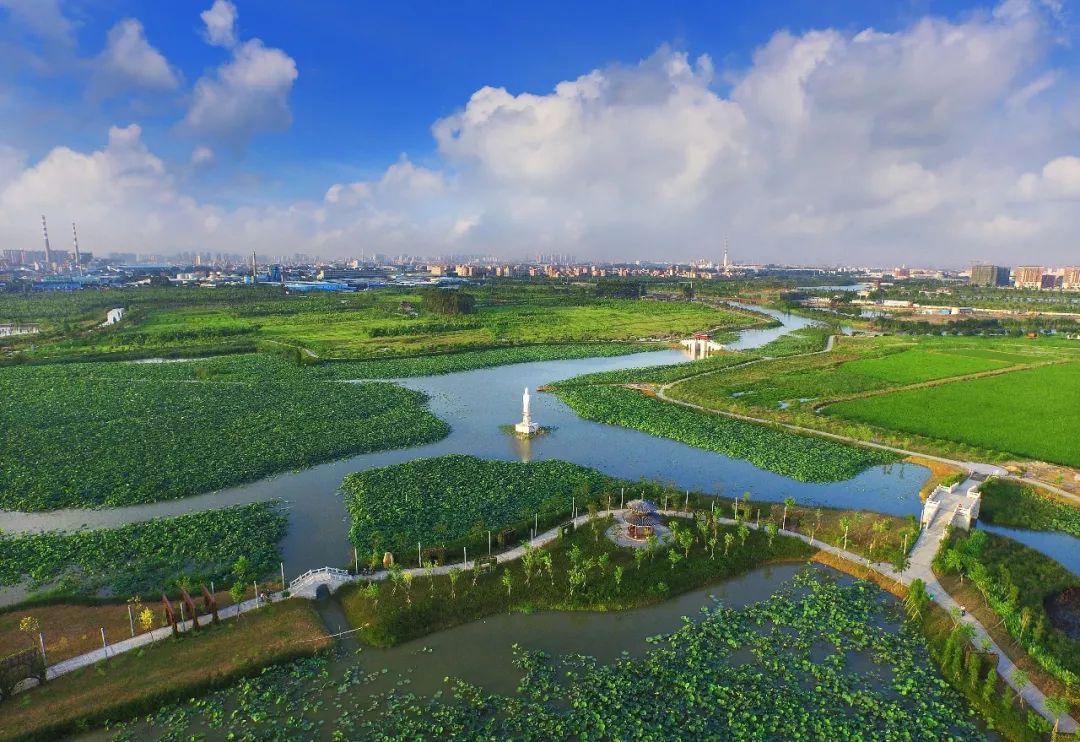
[32,593,270,686]
[21,506,1076,731]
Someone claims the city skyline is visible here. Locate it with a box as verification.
[1,0,1079,263]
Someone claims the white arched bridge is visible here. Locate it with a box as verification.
[289,567,355,599]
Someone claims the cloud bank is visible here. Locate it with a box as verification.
[1,0,1078,264]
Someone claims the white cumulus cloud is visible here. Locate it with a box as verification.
[2,0,1080,265]
[200,0,238,48]
[182,36,298,149]
[93,18,180,96]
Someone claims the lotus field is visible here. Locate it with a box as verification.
[0,502,287,597]
[555,385,897,482]
[343,455,619,556]
[0,362,449,510]
[107,570,984,740]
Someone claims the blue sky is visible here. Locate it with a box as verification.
[1,0,1078,263]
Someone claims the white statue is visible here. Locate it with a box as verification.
[515,386,539,435]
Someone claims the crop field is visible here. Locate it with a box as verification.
[0,362,449,510]
[4,285,756,361]
[826,363,1080,467]
[0,502,286,597]
[666,335,1068,417]
[113,570,983,740]
[555,385,897,481]
[343,455,620,556]
[838,349,1010,384]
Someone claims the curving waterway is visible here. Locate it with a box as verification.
[2,305,1075,589]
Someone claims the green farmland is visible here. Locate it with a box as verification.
[826,363,1080,467]
[1,285,758,362]
[667,337,1058,413]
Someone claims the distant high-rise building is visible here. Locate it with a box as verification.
[1014,266,1044,289]
[970,264,1011,287]
[1040,274,1062,290]
[1063,267,1080,291]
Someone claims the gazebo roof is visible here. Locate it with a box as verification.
[626,499,658,514]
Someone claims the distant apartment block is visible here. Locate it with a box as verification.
[1041,273,1063,290]
[1014,265,1044,289]
[970,264,1011,287]
[1064,267,1080,290]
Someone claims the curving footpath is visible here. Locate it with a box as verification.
[26,506,1076,731]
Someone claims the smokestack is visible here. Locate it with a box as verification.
[41,215,53,266]
[72,222,81,269]
[251,251,257,283]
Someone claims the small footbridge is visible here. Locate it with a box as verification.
[289,567,355,599]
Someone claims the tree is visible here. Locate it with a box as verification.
[696,515,710,543]
[424,560,436,596]
[904,579,930,621]
[362,582,380,609]
[942,549,966,583]
[724,533,734,556]
[634,547,647,571]
[587,502,600,541]
[1045,695,1070,742]
[646,534,659,560]
[401,571,414,605]
[138,607,156,631]
[838,516,851,552]
[448,567,462,600]
[708,536,718,559]
[614,565,624,592]
[1011,669,1029,708]
[667,548,682,571]
[230,555,254,607]
[738,523,750,547]
[765,522,778,549]
[388,564,404,595]
[229,579,247,606]
[542,552,555,585]
[501,569,513,599]
[782,497,795,531]
[893,552,912,586]
[677,528,694,559]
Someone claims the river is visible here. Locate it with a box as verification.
[1,305,1074,593]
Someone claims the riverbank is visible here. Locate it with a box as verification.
[338,514,814,647]
[0,600,330,742]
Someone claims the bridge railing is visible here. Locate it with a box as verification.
[289,566,352,588]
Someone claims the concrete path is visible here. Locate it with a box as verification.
[22,506,1076,731]
[30,592,270,687]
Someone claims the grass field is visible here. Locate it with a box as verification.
[0,600,329,742]
[826,363,1080,467]
[3,285,758,361]
[839,349,1010,384]
[668,337,1051,413]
